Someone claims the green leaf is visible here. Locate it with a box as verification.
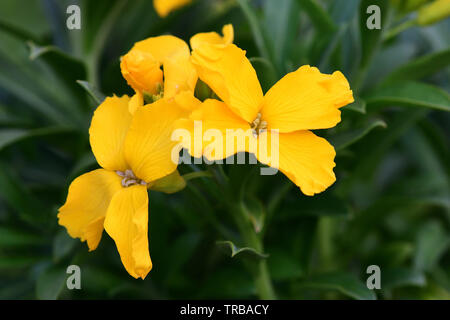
[53,231,77,263]
[414,221,450,272]
[297,0,336,33]
[280,193,350,218]
[345,97,367,114]
[0,126,76,152]
[0,227,44,248]
[216,240,269,260]
[366,81,450,112]
[241,197,266,233]
[236,0,271,61]
[382,267,426,290]
[149,170,186,194]
[268,248,304,281]
[263,0,299,73]
[36,265,68,300]
[296,272,376,300]
[331,118,387,151]
[384,49,450,83]
[0,256,42,269]
[76,80,106,105]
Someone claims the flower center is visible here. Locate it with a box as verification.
[143,82,164,104]
[250,112,268,137]
[116,170,147,187]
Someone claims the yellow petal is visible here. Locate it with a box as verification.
[261,65,354,132]
[129,91,144,115]
[132,35,190,64]
[176,99,252,160]
[153,0,192,18]
[120,50,163,94]
[174,90,202,112]
[104,185,152,279]
[257,130,336,196]
[191,43,263,123]
[57,169,122,251]
[190,24,234,51]
[89,95,132,172]
[163,51,198,99]
[124,99,186,183]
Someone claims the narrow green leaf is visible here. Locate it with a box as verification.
[384,49,450,83]
[414,222,450,272]
[36,266,67,300]
[53,231,77,262]
[297,0,336,33]
[236,0,271,61]
[366,81,450,112]
[332,118,387,151]
[296,272,376,300]
[76,80,106,105]
[0,126,76,152]
[0,227,45,248]
[345,97,367,113]
[216,240,269,260]
[382,267,426,290]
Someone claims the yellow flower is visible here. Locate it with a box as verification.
[58,96,186,279]
[187,44,354,196]
[153,0,192,18]
[190,24,234,51]
[120,35,197,101]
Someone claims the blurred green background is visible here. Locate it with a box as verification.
[0,0,449,300]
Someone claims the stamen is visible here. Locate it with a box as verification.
[116,170,147,187]
[250,113,268,137]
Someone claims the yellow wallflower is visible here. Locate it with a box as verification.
[58,96,186,279]
[153,0,193,18]
[190,24,234,51]
[120,35,198,101]
[187,43,354,196]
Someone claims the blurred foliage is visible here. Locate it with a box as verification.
[0,0,449,300]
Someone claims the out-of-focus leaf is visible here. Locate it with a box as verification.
[267,248,304,281]
[0,19,41,43]
[236,0,271,61]
[358,0,390,69]
[53,230,77,262]
[0,126,76,152]
[217,240,269,260]
[382,267,426,290]
[263,0,299,73]
[241,197,266,233]
[384,49,450,83]
[297,0,336,33]
[296,272,377,300]
[414,221,450,272]
[76,80,106,105]
[366,81,450,112]
[0,227,44,248]
[0,162,48,224]
[36,265,67,300]
[345,97,366,113]
[280,193,350,218]
[250,57,278,91]
[0,256,42,269]
[332,118,387,151]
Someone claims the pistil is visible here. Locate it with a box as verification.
[250,112,268,137]
[116,169,147,187]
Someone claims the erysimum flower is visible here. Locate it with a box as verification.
[58,96,186,279]
[186,43,354,196]
[153,0,192,18]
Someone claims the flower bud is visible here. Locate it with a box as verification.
[120,49,163,95]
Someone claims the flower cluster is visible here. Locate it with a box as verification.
[58,24,353,279]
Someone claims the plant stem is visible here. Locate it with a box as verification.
[233,203,276,300]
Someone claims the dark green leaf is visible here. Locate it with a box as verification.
[216,240,269,260]
[332,118,387,151]
[36,265,67,300]
[414,222,450,272]
[382,267,426,290]
[76,80,106,105]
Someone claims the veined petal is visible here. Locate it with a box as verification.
[257,130,337,196]
[174,90,202,112]
[132,35,190,64]
[124,99,186,183]
[163,51,198,99]
[104,185,152,279]
[261,65,354,132]
[57,169,122,251]
[129,91,144,115]
[176,99,253,160]
[191,43,263,123]
[190,24,234,50]
[153,0,192,18]
[89,95,132,172]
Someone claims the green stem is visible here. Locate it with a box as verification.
[383,18,417,42]
[233,203,276,300]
